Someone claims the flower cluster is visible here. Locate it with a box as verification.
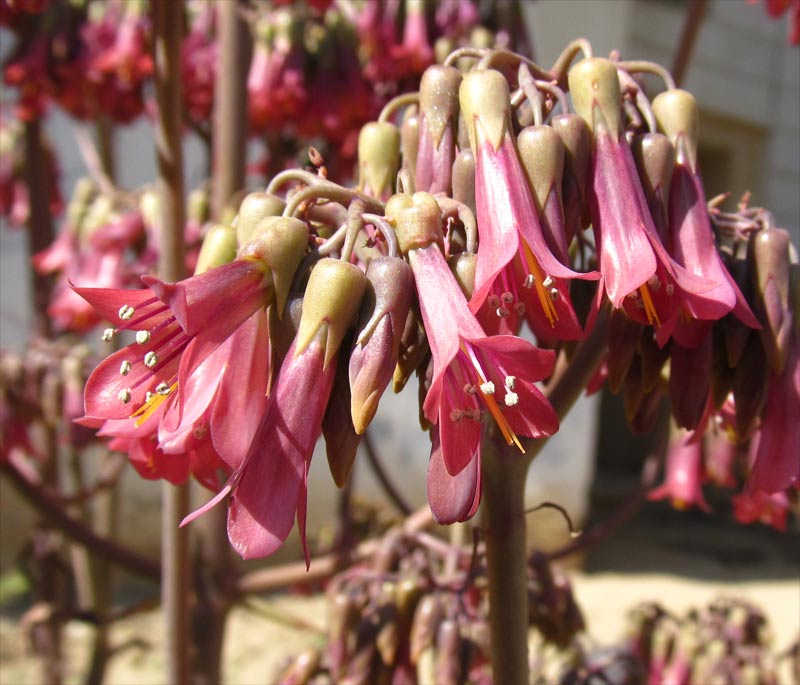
[77,42,797,563]
[625,598,787,685]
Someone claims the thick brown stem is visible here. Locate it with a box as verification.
[151,1,190,683]
[211,0,251,220]
[481,435,530,685]
[23,119,55,337]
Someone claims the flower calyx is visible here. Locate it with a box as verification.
[386,191,445,254]
[568,57,623,139]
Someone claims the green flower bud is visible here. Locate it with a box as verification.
[518,125,565,212]
[194,224,237,275]
[631,133,675,205]
[386,191,444,253]
[452,148,476,216]
[233,191,286,248]
[295,259,366,368]
[652,89,700,170]
[401,105,420,182]
[358,121,401,199]
[449,252,476,300]
[568,57,623,138]
[420,65,463,149]
[459,69,511,152]
[239,216,308,316]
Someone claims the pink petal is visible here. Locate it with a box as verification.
[427,430,482,524]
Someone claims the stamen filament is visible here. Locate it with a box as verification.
[521,242,559,327]
[639,283,661,326]
[130,381,178,427]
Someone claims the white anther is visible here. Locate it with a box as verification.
[119,360,131,376]
[543,275,554,288]
[101,328,115,342]
[504,375,516,390]
[135,330,151,345]
[118,388,132,404]
[155,382,171,396]
[549,288,559,300]
[144,351,158,368]
[504,392,519,407]
[479,381,495,395]
[145,391,154,402]
[666,284,675,296]
[523,274,535,289]
[118,304,135,320]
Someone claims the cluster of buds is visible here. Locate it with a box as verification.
[274,530,584,685]
[31,179,206,333]
[0,338,96,460]
[624,598,793,685]
[77,39,797,562]
[647,197,799,530]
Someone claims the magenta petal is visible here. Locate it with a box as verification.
[503,381,559,439]
[427,431,481,524]
[142,259,269,336]
[72,285,169,330]
[210,310,270,470]
[467,335,556,383]
[437,373,481,475]
[590,130,657,307]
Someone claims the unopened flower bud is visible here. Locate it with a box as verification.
[327,591,359,680]
[448,252,476,300]
[350,257,413,434]
[233,191,286,247]
[459,68,510,153]
[752,228,793,373]
[376,602,400,666]
[358,121,400,200]
[194,223,237,275]
[568,57,623,138]
[652,89,700,170]
[632,133,675,207]
[187,187,210,225]
[295,259,366,368]
[401,105,420,182]
[551,113,592,239]
[386,191,444,253]
[452,148,476,216]
[419,65,462,150]
[239,216,309,317]
[732,333,769,440]
[393,308,428,392]
[138,188,160,232]
[518,125,565,212]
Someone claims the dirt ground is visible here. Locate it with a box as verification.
[1,504,798,685]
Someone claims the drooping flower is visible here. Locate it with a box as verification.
[569,59,716,345]
[648,430,711,512]
[387,192,559,523]
[459,69,597,342]
[183,259,366,563]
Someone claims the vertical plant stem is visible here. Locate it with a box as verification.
[151,2,190,683]
[95,115,116,182]
[23,119,55,337]
[671,0,709,87]
[481,436,531,685]
[211,0,251,220]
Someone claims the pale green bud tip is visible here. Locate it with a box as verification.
[358,122,401,198]
[568,57,622,137]
[652,89,699,168]
[517,125,565,210]
[296,259,367,367]
[459,69,510,153]
[420,65,462,148]
[233,191,286,248]
[386,192,444,254]
[194,224,237,275]
[240,216,309,316]
[631,133,675,200]
[449,253,477,300]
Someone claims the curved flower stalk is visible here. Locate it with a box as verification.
[459,69,598,342]
[387,192,558,523]
[183,259,366,563]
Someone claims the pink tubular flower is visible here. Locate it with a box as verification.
[732,489,791,532]
[183,259,366,563]
[569,59,715,345]
[387,192,559,524]
[648,431,711,512]
[460,70,598,342]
